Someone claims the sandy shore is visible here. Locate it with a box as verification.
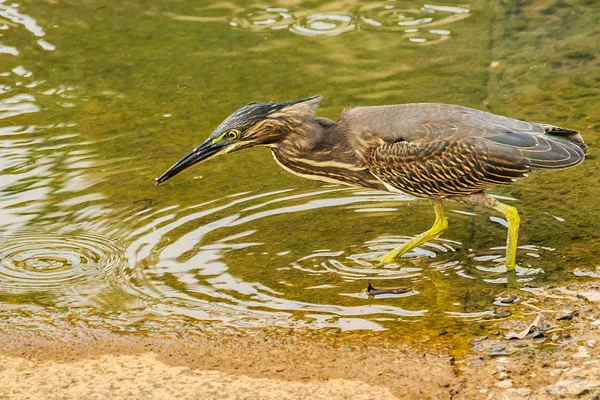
[1,353,401,400]
[0,329,455,400]
[2,282,600,399]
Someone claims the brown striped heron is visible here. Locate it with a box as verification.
[155,96,587,270]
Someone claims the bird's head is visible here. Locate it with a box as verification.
[155,95,321,184]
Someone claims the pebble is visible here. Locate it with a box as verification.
[555,361,570,368]
[506,387,533,397]
[572,346,590,358]
[556,310,575,321]
[577,291,600,303]
[471,336,488,344]
[495,379,513,389]
[550,369,563,377]
[586,339,597,348]
[497,371,509,380]
[565,367,586,380]
[516,388,532,396]
[496,294,519,304]
[545,379,600,397]
[494,308,512,318]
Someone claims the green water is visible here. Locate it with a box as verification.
[0,0,598,341]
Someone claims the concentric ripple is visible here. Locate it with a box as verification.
[359,2,470,43]
[359,2,470,29]
[0,232,129,293]
[290,12,358,36]
[291,235,458,283]
[228,3,469,40]
[231,8,358,37]
[230,6,296,31]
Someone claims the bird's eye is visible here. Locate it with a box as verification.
[226,130,239,140]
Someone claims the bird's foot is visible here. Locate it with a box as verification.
[374,253,403,268]
[376,244,415,267]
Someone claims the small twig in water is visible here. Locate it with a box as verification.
[367,283,411,297]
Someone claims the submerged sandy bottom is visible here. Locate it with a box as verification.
[2,282,600,400]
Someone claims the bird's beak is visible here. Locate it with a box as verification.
[155,139,222,185]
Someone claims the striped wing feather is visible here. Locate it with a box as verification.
[367,137,531,198]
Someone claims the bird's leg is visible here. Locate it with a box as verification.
[455,193,520,271]
[380,199,448,264]
[492,201,520,271]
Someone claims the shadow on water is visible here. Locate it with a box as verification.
[0,0,598,349]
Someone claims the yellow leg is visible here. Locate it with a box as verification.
[493,202,520,271]
[380,199,448,264]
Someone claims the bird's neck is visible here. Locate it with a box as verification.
[270,118,386,190]
[273,118,330,152]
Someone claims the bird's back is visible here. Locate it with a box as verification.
[336,103,587,198]
[341,103,587,170]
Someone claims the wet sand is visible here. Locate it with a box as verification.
[2,282,600,399]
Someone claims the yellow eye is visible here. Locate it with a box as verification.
[226,130,239,140]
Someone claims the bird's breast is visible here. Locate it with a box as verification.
[270,148,386,190]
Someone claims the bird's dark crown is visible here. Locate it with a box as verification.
[208,95,322,145]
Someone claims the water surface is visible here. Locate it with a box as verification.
[0,0,598,343]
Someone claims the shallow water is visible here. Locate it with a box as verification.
[0,0,598,342]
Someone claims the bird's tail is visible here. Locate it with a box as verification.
[523,125,587,170]
[541,124,588,153]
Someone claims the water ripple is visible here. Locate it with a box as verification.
[227,2,470,42]
[0,0,55,52]
[290,12,358,37]
[120,188,435,329]
[359,1,470,43]
[112,185,558,330]
[231,6,295,31]
[0,232,129,293]
[0,94,40,119]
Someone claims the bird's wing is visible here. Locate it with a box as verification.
[343,103,586,171]
[365,136,531,197]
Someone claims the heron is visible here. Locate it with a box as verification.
[155,96,587,270]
